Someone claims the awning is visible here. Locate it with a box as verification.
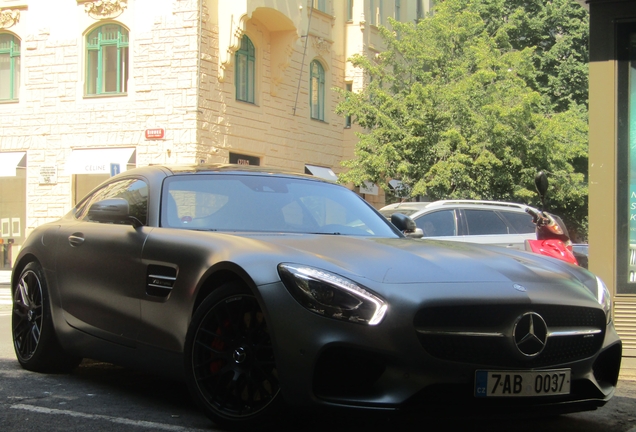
[388,179,403,190]
[359,181,378,195]
[388,179,410,197]
[66,148,136,175]
[305,164,338,182]
[0,152,26,177]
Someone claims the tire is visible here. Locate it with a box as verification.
[184,282,285,431]
[12,261,82,373]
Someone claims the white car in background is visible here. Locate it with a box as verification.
[380,200,537,250]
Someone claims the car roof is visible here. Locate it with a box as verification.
[380,200,529,215]
[380,202,432,210]
[118,163,334,182]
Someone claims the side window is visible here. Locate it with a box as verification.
[415,210,456,237]
[463,209,508,235]
[125,180,149,224]
[310,60,325,120]
[86,24,129,96]
[76,179,148,225]
[500,211,535,234]
[235,35,255,103]
[0,33,20,101]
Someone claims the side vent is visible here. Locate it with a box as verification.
[146,265,177,297]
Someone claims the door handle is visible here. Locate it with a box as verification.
[68,233,85,247]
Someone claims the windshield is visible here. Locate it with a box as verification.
[161,174,399,237]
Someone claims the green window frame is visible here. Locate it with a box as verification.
[86,24,129,96]
[0,33,20,101]
[395,0,401,22]
[370,0,376,25]
[310,60,325,121]
[347,0,353,21]
[416,0,424,21]
[313,0,327,13]
[235,35,255,104]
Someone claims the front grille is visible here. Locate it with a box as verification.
[415,305,606,367]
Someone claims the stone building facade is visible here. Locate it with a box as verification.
[0,0,431,268]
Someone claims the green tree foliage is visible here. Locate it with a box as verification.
[475,0,590,111]
[336,0,589,239]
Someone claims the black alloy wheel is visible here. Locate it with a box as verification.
[12,261,81,373]
[12,264,44,363]
[185,282,284,430]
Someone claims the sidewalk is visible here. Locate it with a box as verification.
[0,270,11,311]
[0,269,10,285]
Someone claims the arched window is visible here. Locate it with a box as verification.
[235,35,255,103]
[310,60,325,121]
[0,34,20,101]
[86,24,129,96]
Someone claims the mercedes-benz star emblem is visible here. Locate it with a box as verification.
[233,347,247,364]
[513,312,549,357]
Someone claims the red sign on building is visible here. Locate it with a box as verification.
[145,128,165,139]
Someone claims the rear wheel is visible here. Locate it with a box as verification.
[184,282,284,430]
[12,261,81,373]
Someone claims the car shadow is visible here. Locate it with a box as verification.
[0,355,631,432]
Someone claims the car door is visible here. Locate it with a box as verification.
[55,178,150,347]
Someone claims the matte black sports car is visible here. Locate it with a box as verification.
[11,164,621,430]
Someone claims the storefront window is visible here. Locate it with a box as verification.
[618,24,636,293]
[0,165,26,269]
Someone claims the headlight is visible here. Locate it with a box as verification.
[277,263,387,325]
[596,276,612,325]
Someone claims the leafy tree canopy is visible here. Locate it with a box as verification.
[336,0,589,239]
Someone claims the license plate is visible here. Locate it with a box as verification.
[475,369,571,397]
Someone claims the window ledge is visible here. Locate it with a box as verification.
[83,93,128,99]
[236,99,258,106]
[311,8,335,20]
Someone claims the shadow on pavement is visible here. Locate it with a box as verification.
[0,354,634,432]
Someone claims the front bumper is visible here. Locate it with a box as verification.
[257,280,622,414]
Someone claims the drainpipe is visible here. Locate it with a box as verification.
[292,5,313,116]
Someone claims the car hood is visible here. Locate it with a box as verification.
[245,234,592,287]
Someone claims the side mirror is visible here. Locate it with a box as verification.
[406,227,425,239]
[390,213,424,238]
[534,171,549,209]
[88,198,143,228]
